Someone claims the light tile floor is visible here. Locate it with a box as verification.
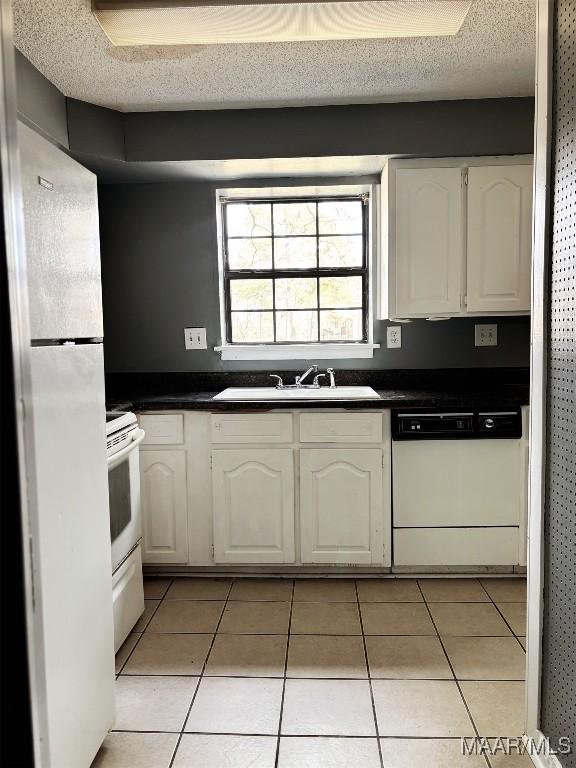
[92,576,529,768]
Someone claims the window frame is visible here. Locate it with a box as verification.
[220,194,370,347]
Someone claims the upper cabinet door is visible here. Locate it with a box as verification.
[212,449,295,564]
[466,165,533,313]
[395,167,464,317]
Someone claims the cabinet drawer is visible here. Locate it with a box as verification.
[140,414,184,445]
[211,413,293,443]
[394,528,519,567]
[299,412,382,443]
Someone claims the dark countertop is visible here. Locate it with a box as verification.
[105,368,529,413]
[108,386,529,413]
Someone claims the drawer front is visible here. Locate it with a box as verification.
[394,527,519,567]
[140,414,184,445]
[211,413,293,444]
[299,412,382,443]
[112,545,144,652]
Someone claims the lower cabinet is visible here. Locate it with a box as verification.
[140,450,189,564]
[300,449,384,565]
[211,449,295,564]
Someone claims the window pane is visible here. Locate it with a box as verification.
[274,236,317,269]
[231,311,274,343]
[273,202,316,235]
[276,311,318,342]
[318,200,363,234]
[230,279,273,310]
[320,310,363,341]
[275,277,317,309]
[319,276,363,308]
[226,203,272,236]
[227,238,272,270]
[319,235,363,267]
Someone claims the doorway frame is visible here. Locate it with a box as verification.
[525,0,555,764]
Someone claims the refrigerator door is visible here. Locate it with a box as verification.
[28,344,114,768]
[18,122,103,340]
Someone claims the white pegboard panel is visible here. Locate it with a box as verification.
[541,0,576,764]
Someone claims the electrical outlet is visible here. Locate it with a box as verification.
[184,327,207,350]
[475,324,498,347]
[387,326,402,349]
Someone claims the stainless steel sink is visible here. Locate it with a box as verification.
[213,386,382,401]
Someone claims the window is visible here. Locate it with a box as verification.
[219,195,370,351]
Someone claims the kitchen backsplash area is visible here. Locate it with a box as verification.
[98,180,531,374]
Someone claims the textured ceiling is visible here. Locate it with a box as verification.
[13,0,536,112]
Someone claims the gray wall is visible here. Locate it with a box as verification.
[14,49,68,148]
[99,180,531,373]
[122,98,535,162]
[13,52,532,373]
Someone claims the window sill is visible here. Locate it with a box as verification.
[214,343,380,361]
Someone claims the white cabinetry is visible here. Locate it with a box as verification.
[466,165,533,313]
[380,156,533,319]
[300,449,384,565]
[394,167,464,317]
[140,450,189,564]
[139,411,189,564]
[138,409,392,568]
[212,449,295,564]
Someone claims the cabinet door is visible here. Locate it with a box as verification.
[300,449,384,565]
[212,449,295,564]
[140,450,188,563]
[466,165,533,313]
[395,167,464,316]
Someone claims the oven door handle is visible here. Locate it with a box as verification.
[107,428,146,470]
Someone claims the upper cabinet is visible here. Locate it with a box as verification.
[380,157,533,319]
[466,165,533,314]
[394,167,464,317]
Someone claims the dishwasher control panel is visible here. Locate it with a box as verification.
[392,409,522,440]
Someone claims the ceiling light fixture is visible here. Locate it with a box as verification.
[92,0,473,46]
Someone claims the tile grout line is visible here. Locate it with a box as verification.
[479,581,527,652]
[354,580,386,768]
[416,580,492,768]
[113,728,518,740]
[167,578,234,768]
[116,578,174,678]
[273,579,295,768]
[118,672,527,682]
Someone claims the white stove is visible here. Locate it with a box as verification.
[106,411,145,651]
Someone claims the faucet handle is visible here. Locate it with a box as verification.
[313,373,326,387]
[269,374,284,389]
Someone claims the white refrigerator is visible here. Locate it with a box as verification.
[19,123,115,768]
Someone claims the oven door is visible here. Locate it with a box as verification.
[108,427,145,572]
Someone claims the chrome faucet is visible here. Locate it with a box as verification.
[295,365,318,387]
[269,365,336,390]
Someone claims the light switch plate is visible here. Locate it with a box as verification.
[387,326,402,349]
[475,324,498,347]
[184,327,207,350]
